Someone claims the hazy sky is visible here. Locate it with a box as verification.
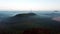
[0,0,60,10]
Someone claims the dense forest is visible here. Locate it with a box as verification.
[0,11,60,34]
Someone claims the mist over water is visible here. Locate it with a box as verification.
[0,11,60,21]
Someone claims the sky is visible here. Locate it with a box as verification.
[0,0,60,10]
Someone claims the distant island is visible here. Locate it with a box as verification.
[14,13,36,17]
[54,10,59,12]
